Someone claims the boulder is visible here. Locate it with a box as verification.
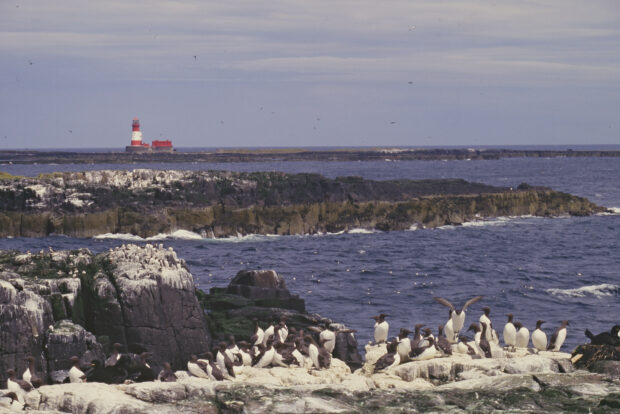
[226,270,305,311]
[46,320,105,381]
[93,244,212,370]
[333,331,363,371]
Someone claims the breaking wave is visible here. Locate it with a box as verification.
[93,230,204,241]
[546,283,620,298]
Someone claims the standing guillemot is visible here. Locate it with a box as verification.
[532,320,547,352]
[253,338,276,368]
[374,339,400,373]
[372,314,389,344]
[69,356,87,383]
[201,352,224,381]
[396,328,412,362]
[585,325,620,346]
[436,325,453,356]
[306,335,322,369]
[434,295,483,339]
[216,342,236,379]
[444,312,456,343]
[318,322,336,354]
[514,321,530,349]
[250,319,265,348]
[22,356,43,388]
[5,369,32,403]
[410,323,425,349]
[466,323,484,356]
[479,307,499,344]
[547,320,569,351]
[503,314,517,351]
[479,322,492,358]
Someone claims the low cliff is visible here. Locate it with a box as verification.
[0,245,211,379]
[0,169,607,238]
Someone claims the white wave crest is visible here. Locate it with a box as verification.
[347,228,376,234]
[93,233,145,241]
[599,207,620,215]
[461,217,511,228]
[147,230,203,240]
[547,283,619,298]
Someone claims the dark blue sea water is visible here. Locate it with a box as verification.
[1,157,619,352]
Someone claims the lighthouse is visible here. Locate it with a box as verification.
[125,117,174,152]
[125,117,150,152]
[131,118,143,146]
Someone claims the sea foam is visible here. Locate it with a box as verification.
[546,283,619,298]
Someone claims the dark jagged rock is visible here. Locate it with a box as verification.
[571,344,620,370]
[226,270,305,311]
[200,269,362,370]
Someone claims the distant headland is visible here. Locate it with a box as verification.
[1,147,620,165]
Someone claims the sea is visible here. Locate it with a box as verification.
[1,154,619,352]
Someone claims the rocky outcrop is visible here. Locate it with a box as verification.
[9,352,620,413]
[0,245,211,386]
[0,169,607,238]
[201,269,362,370]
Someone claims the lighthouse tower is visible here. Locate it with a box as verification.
[126,117,149,152]
[131,117,143,146]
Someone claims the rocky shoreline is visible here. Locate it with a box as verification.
[1,245,619,413]
[0,169,607,238]
[1,147,620,165]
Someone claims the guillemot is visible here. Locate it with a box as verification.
[434,295,483,338]
[503,314,517,351]
[547,320,569,351]
[372,314,389,344]
[479,322,492,358]
[514,321,530,349]
[5,369,32,403]
[409,336,437,361]
[187,354,210,379]
[532,320,547,352]
[396,328,413,362]
[436,325,453,356]
[157,362,177,382]
[216,342,236,379]
[69,356,87,383]
[374,339,400,373]
[22,356,43,388]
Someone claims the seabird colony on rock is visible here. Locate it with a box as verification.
[370,296,585,367]
[2,295,618,397]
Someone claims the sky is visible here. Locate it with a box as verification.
[1,0,619,149]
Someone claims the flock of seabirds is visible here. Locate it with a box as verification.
[3,295,620,408]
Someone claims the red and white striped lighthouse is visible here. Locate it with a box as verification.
[131,117,144,146]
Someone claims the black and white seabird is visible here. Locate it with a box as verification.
[318,322,336,354]
[532,320,547,352]
[23,356,43,388]
[479,322,492,358]
[436,325,453,356]
[202,352,224,381]
[157,362,177,382]
[372,314,389,344]
[305,335,323,370]
[585,325,620,346]
[374,339,400,373]
[133,352,155,382]
[105,343,123,367]
[479,306,498,344]
[396,328,412,362]
[410,323,425,349]
[503,314,517,351]
[434,295,483,338]
[547,320,569,351]
[250,319,265,348]
[216,342,236,379]
[457,336,476,356]
[5,369,32,403]
[514,321,530,349]
[253,338,276,368]
[409,336,437,361]
[69,356,87,383]
[187,354,210,379]
[467,323,484,356]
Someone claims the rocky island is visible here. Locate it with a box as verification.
[0,245,619,413]
[1,147,620,165]
[0,169,607,238]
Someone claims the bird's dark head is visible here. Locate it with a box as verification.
[190,354,198,362]
[5,369,15,377]
[506,314,513,322]
[536,320,545,328]
[611,325,620,335]
[562,320,570,327]
[459,336,469,343]
[514,321,523,329]
[70,356,80,365]
[467,323,480,333]
[482,306,490,315]
[24,355,35,364]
